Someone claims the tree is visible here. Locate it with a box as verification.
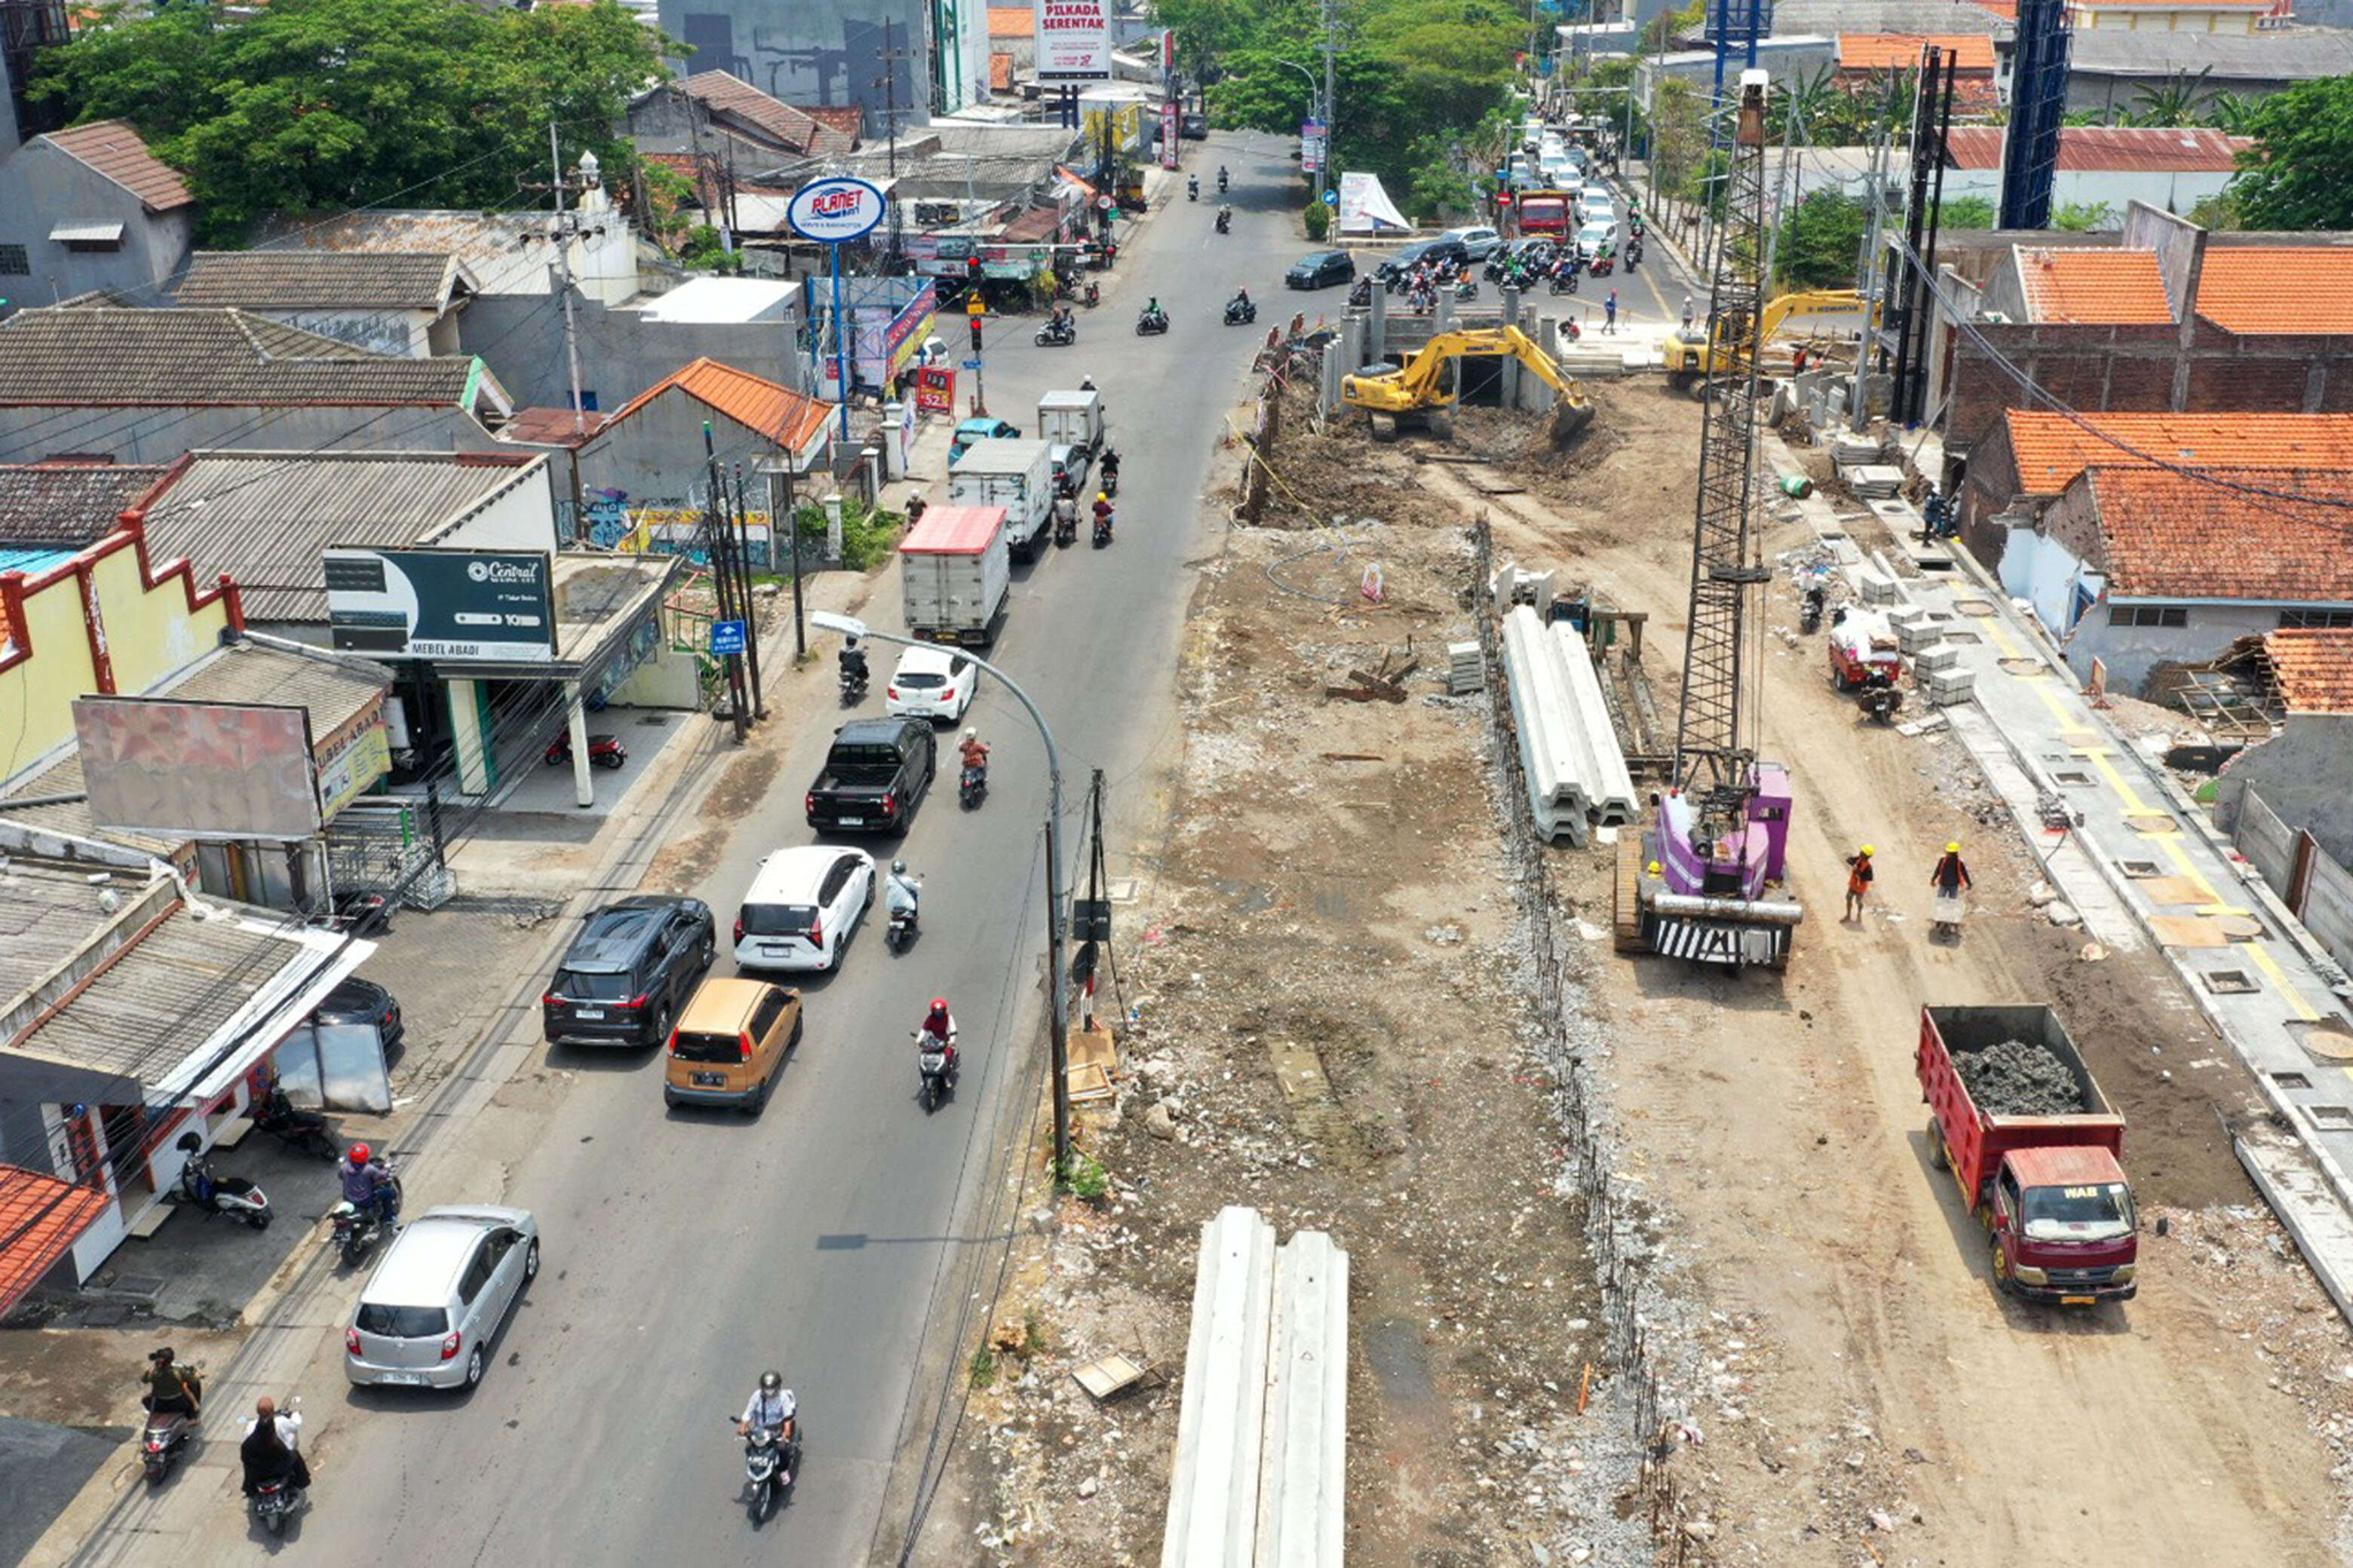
[1936,195,1997,229]
[34,0,670,246]
[2126,69,2213,128]
[1774,189,1866,288]
[2233,75,2353,230]
[2050,200,2115,232]
[2186,189,2243,231]
[1766,63,1841,143]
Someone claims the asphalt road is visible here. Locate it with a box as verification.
[70,132,1306,1568]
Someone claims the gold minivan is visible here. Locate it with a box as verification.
[662,977,802,1113]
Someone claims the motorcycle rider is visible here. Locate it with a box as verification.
[1142,296,1166,328]
[1215,204,1232,233]
[1050,301,1075,339]
[140,1347,201,1421]
[1052,484,1078,541]
[1099,449,1120,492]
[839,638,869,690]
[1188,173,1199,201]
[1227,285,1252,320]
[1217,164,1229,190]
[737,1370,799,1481]
[916,998,960,1077]
[240,1396,310,1500]
[339,1143,398,1232]
[959,727,990,784]
[1091,490,1115,541]
[885,858,922,931]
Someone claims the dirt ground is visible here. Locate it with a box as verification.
[946,374,2353,1566]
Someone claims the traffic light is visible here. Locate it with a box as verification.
[969,317,983,352]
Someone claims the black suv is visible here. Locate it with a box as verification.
[1286,250,1354,290]
[542,896,716,1046]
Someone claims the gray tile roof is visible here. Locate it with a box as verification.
[157,643,391,738]
[2068,26,2353,80]
[0,464,167,548]
[11,901,318,1082]
[1765,0,2008,37]
[0,303,480,407]
[0,860,164,1010]
[682,72,854,157]
[132,450,548,623]
[173,250,468,311]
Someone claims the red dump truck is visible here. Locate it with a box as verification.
[1916,1005,2139,1306]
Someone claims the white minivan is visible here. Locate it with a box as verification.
[734,845,875,973]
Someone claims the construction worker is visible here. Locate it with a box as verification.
[1929,839,1971,940]
[1844,845,1875,922]
[1931,840,1971,896]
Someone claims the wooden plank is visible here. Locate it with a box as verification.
[1614,835,1647,954]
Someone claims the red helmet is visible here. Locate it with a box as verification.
[348,1143,370,1165]
[928,999,949,1014]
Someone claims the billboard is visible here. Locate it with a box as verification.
[75,698,323,840]
[1036,0,1112,80]
[324,548,557,663]
[787,176,887,244]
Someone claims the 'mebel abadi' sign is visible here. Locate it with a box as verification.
[787,176,888,244]
[324,546,557,664]
[1035,0,1112,80]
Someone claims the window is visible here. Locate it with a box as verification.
[457,1244,495,1305]
[0,244,25,275]
[2280,609,2353,631]
[2107,606,2186,629]
[748,989,788,1041]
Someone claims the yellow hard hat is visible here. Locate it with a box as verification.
[1946,840,1961,854]
[1097,491,1107,500]
[1646,861,1661,875]
[1859,845,1874,857]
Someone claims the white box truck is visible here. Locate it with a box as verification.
[899,505,1011,647]
[1036,388,1106,455]
[947,437,1054,562]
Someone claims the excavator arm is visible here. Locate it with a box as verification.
[1340,327,1593,441]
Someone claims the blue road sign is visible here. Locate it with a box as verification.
[710,618,748,656]
[962,357,984,370]
[1321,191,1338,205]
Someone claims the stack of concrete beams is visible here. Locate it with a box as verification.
[1161,1207,1348,1568]
[1841,463,1906,499]
[1498,605,1639,845]
[1447,641,1484,695]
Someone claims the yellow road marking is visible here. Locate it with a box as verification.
[2244,940,2322,1022]
[2079,749,2152,815]
[2155,833,2223,907]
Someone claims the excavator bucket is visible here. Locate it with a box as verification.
[1546,388,1594,445]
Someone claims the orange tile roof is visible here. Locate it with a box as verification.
[2087,466,2353,602]
[1839,33,1996,71]
[2015,247,2173,325]
[2072,0,2272,7]
[2005,411,2353,495]
[0,1164,113,1315]
[41,120,194,213]
[2195,247,2353,336]
[607,358,833,451]
[2264,628,2353,713]
[988,6,1034,37]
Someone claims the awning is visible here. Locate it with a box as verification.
[48,222,124,244]
[0,1164,115,1317]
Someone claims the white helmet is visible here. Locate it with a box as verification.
[962,726,977,742]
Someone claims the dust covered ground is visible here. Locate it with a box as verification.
[939,374,2353,1567]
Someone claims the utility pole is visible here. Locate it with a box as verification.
[878,21,908,270]
[704,423,749,741]
[730,463,767,718]
[526,124,603,538]
[1852,127,1891,434]
[1318,0,1336,207]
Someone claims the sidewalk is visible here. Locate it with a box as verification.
[1767,427,2353,1321]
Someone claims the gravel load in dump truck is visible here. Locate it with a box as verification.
[1954,1038,2088,1118]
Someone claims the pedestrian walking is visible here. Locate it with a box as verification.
[1604,289,1618,334]
[1929,839,1972,941]
[1844,845,1875,922]
[1681,295,1695,334]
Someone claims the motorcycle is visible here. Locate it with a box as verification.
[1214,209,1232,235]
[914,1031,959,1111]
[1453,278,1478,302]
[1799,581,1827,635]
[1099,459,1119,499]
[1858,680,1904,724]
[1081,281,1100,308]
[1223,296,1257,327]
[1134,308,1169,337]
[1216,169,1229,192]
[1588,254,1615,278]
[1348,278,1373,308]
[327,1172,403,1268]
[839,660,868,705]
[545,732,626,770]
[1187,179,1199,202]
[1053,502,1078,548]
[250,1475,301,1536]
[885,884,922,952]
[140,1379,201,1486]
[174,1134,270,1229]
[1549,267,1580,296]
[959,761,988,809]
[733,1415,802,1522]
[1035,318,1076,348]
[254,1082,336,1161]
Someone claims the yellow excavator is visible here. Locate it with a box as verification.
[1340,326,1594,443]
[1659,288,1876,385]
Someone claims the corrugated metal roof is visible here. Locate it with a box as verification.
[11,904,311,1080]
[133,450,548,623]
[0,463,169,548]
[1945,125,2251,172]
[2068,25,2353,79]
[0,860,164,1006]
[158,643,390,738]
[0,751,187,861]
[38,120,194,213]
[0,303,480,407]
[174,250,465,311]
[48,222,125,244]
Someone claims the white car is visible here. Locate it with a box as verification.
[884,645,976,723]
[345,1207,540,1391]
[1442,226,1502,262]
[1575,221,1615,257]
[734,845,874,973]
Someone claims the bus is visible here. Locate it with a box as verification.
[1514,189,1574,238]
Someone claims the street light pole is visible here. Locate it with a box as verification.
[1273,59,1324,201]
[809,612,1072,1177]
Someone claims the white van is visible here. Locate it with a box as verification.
[734,845,876,973]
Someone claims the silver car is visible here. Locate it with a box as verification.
[345,1206,541,1391]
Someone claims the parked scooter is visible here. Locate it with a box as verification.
[1080,281,1100,308]
[545,732,626,769]
[1799,578,1828,634]
[327,1171,403,1268]
[731,1413,802,1522]
[174,1134,270,1229]
[254,1072,336,1160]
[1858,677,1904,724]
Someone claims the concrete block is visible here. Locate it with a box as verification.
[1857,570,1900,606]
[1896,618,1941,655]
[1912,643,1962,675]
[1924,669,1977,706]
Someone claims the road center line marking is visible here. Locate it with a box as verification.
[2244,940,2322,1022]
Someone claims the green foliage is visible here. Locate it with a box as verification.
[32,0,671,246]
[1936,195,1997,230]
[1058,1150,1111,1201]
[2050,201,2114,232]
[2186,189,2243,231]
[1774,189,1865,289]
[968,1345,997,1389]
[797,496,903,573]
[2125,69,2213,128]
[2234,75,2353,230]
[678,226,742,273]
[1303,194,1331,240]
